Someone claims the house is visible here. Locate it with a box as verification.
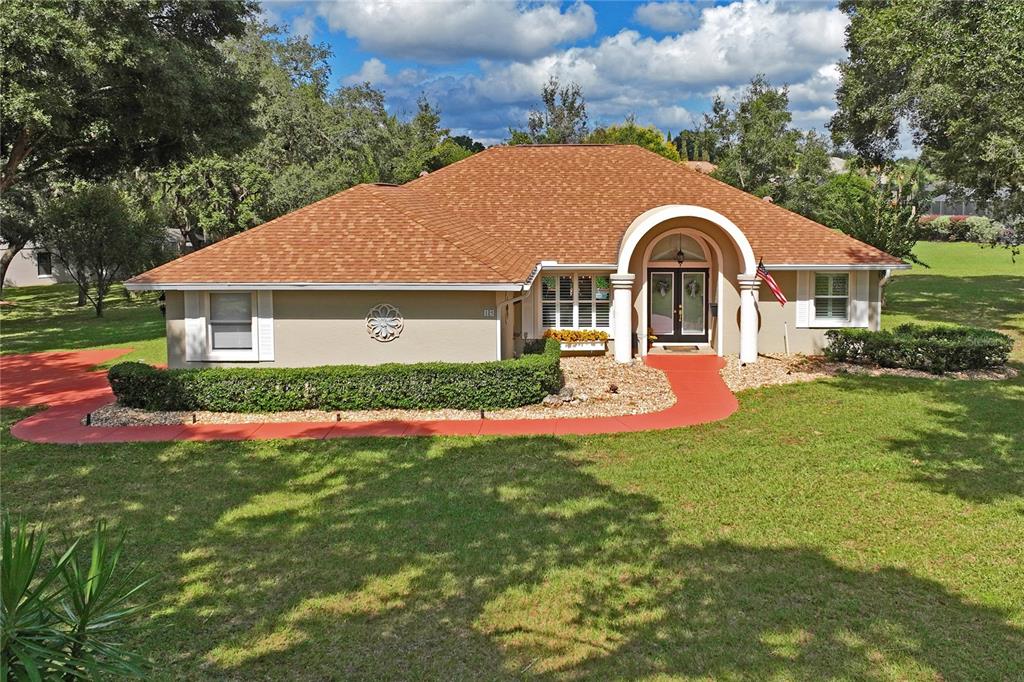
[126,145,907,369]
[1,242,73,288]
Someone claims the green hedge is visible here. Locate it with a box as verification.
[108,339,563,412]
[824,324,1012,374]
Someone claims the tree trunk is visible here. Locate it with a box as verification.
[94,277,110,317]
[76,270,88,306]
[0,239,28,295]
[1,127,33,192]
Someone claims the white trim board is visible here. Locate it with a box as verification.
[765,263,910,271]
[127,281,528,292]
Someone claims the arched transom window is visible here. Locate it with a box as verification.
[649,233,708,263]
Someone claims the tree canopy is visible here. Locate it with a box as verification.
[41,182,169,316]
[815,168,927,264]
[509,77,589,144]
[702,76,833,217]
[154,22,472,247]
[0,0,260,191]
[830,0,1024,230]
[587,120,681,161]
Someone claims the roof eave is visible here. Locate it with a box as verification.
[763,263,911,271]
[124,281,528,292]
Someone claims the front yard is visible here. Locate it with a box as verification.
[2,242,1022,680]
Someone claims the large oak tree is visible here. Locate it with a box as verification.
[830,0,1024,237]
[1,0,260,287]
[1,0,259,191]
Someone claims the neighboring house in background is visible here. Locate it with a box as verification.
[1,242,74,288]
[127,145,907,369]
[928,191,989,217]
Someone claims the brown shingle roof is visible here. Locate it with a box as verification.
[129,145,903,286]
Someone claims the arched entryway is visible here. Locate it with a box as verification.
[613,205,761,364]
[643,229,720,353]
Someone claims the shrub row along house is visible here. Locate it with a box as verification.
[126,145,907,368]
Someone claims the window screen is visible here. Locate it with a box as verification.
[209,293,253,350]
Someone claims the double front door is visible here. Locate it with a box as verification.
[649,268,709,342]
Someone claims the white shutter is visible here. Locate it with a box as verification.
[257,290,275,361]
[184,291,205,362]
[851,271,869,327]
[795,271,810,328]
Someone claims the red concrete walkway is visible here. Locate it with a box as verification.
[2,349,737,443]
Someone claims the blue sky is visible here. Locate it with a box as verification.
[260,1,854,145]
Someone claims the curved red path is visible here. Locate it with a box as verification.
[2,349,737,443]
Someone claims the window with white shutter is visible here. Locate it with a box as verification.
[539,273,613,331]
[813,273,849,322]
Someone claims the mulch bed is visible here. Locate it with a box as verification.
[88,355,676,426]
[720,353,1017,393]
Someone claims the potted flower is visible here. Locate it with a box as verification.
[544,329,610,353]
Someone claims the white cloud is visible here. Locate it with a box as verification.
[308,0,596,63]
[343,58,389,86]
[788,64,841,106]
[650,105,696,129]
[342,58,430,88]
[632,1,710,33]
[790,105,836,130]
[334,0,849,141]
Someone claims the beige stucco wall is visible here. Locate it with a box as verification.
[755,270,885,354]
[165,290,500,368]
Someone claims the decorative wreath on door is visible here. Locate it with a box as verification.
[686,279,701,298]
[366,303,404,342]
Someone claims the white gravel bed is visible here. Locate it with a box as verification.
[87,355,675,426]
[721,353,1017,393]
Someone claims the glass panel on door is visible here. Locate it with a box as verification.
[681,272,705,335]
[650,272,675,335]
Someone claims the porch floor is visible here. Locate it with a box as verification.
[647,345,717,355]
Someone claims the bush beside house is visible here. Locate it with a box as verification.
[919,215,1004,243]
[108,339,562,412]
[825,324,1012,373]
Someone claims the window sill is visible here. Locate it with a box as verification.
[805,319,866,329]
[201,349,259,362]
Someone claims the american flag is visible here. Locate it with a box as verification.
[756,259,787,305]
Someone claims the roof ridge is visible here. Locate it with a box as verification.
[637,146,901,260]
[364,184,527,282]
[402,145,503,188]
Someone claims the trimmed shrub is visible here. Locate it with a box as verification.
[824,324,1012,374]
[108,339,563,412]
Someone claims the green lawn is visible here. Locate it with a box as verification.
[3,243,1023,680]
[884,241,1024,359]
[0,282,167,365]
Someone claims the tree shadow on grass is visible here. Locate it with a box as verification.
[0,283,165,355]
[885,274,1024,336]
[5,420,1022,680]
[23,434,1012,680]
[0,309,165,355]
[831,373,1024,508]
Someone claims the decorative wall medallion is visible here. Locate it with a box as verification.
[366,303,404,342]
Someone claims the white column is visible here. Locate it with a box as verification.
[737,275,760,364]
[611,273,636,363]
